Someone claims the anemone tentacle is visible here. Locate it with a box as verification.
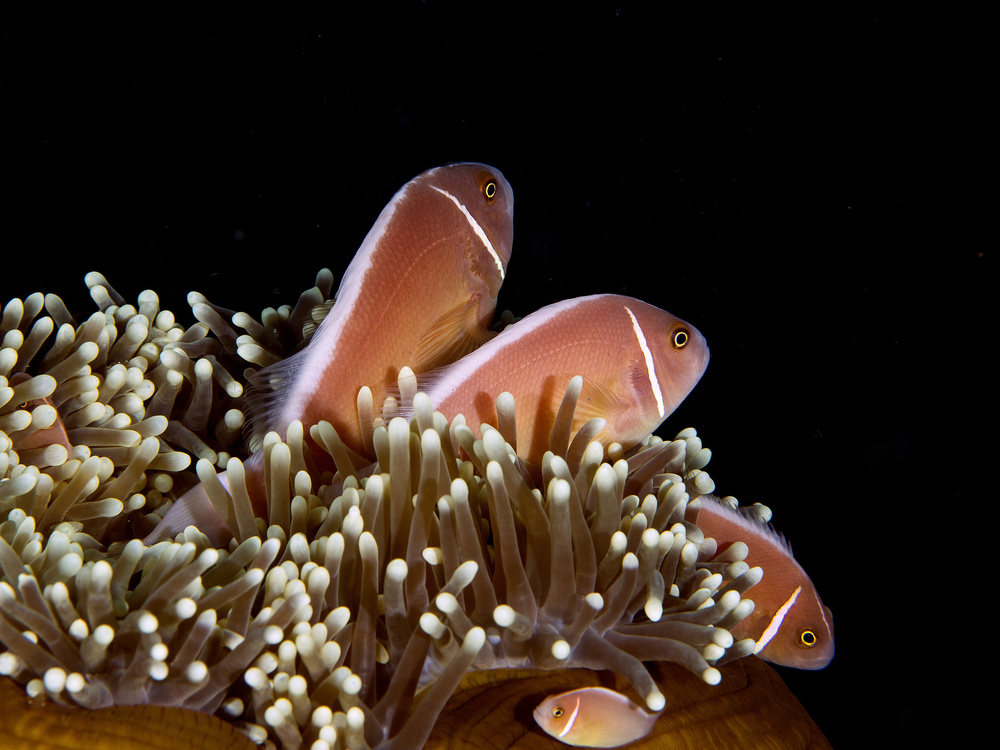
[1,272,765,749]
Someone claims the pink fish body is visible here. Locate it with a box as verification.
[6,373,73,457]
[696,495,835,669]
[148,163,513,542]
[253,162,514,461]
[418,294,709,464]
[534,687,662,748]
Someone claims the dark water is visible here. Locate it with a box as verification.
[5,5,991,745]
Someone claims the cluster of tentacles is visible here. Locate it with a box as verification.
[1,271,764,749]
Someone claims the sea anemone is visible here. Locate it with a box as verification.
[1,272,818,749]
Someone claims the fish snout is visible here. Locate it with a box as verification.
[796,647,835,670]
[689,326,710,378]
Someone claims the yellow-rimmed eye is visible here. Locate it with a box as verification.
[552,706,564,718]
[799,629,818,648]
[672,328,690,350]
[476,169,499,204]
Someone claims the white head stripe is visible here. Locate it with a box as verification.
[430,185,505,280]
[624,306,665,418]
[559,695,582,738]
[754,585,802,654]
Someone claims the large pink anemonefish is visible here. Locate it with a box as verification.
[249,161,514,462]
[148,163,513,542]
[413,294,710,466]
[696,494,835,669]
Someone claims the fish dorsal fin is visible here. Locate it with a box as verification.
[701,493,793,556]
[411,295,494,374]
[243,350,304,453]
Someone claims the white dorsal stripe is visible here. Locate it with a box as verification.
[559,695,582,738]
[754,585,802,654]
[430,185,505,280]
[280,182,407,423]
[624,306,665,418]
[420,295,593,401]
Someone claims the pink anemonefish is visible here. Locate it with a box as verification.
[5,372,74,462]
[695,494,835,669]
[249,161,514,463]
[533,687,663,748]
[412,294,709,466]
[147,163,513,543]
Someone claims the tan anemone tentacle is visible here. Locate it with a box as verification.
[0,271,833,750]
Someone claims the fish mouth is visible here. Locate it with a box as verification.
[696,338,711,378]
[796,649,835,670]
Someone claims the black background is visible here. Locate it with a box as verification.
[4,4,992,746]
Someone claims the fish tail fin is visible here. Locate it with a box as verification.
[243,351,304,452]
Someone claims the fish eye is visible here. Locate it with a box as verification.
[672,328,690,350]
[483,180,497,202]
[799,629,818,648]
[552,706,564,718]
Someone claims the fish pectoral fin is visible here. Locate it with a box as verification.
[412,296,491,372]
[571,377,630,433]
